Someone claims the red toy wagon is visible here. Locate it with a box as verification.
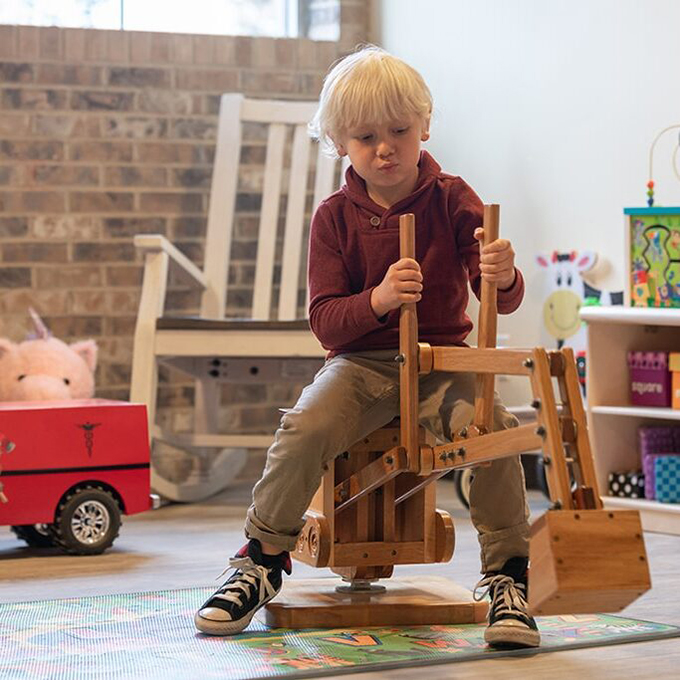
[0,399,156,555]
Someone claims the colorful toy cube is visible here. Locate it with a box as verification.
[654,456,680,503]
[626,208,680,308]
[670,352,680,410]
[638,425,680,499]
[628,351,671,407]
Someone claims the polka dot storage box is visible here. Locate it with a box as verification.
[608,470,645,498]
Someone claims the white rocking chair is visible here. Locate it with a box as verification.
[130,93,344,502]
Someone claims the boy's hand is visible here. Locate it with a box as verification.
[474,227,517,290]
[371,257,423,318]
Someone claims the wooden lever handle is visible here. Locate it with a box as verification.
[478,204,499,350]
[398,213,420,472]
[474,204,500,433]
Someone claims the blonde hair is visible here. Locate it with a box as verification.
[309,45,433,157]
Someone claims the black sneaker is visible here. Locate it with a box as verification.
[474,556,540,648]
[194,539,291,636]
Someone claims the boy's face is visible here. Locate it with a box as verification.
[334,113,430,206]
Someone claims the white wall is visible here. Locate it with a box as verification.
[372,0,680,401]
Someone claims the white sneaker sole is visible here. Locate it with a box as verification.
[194,592,278,636]
[485,623,541,648]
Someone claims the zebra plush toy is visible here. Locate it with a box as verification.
[536,251,623,394]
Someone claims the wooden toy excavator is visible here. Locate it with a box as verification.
[265,207,651,628]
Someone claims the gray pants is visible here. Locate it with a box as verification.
[245,350,530,573]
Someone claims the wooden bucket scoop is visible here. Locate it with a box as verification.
[529,508,651,616]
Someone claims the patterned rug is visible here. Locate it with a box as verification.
[1,587,678,680]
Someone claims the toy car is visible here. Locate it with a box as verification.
[0,399,157,555]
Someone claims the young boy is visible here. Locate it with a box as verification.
[194,46,539,649]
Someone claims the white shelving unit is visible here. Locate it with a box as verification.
[581,306,680,534]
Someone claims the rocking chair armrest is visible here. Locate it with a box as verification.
[134,233,207,290]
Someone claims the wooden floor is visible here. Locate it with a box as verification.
[1,481,679,679]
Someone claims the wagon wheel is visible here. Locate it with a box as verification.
[10,524,54,548]
[49,486,121,555]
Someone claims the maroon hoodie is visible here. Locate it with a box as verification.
[308,151,524,356]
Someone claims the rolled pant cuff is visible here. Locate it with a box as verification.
[477,522,530,573]
[245,510,300,553]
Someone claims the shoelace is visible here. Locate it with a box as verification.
[211,556,277,607]
[473,574,529,617]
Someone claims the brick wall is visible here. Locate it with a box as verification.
[0,2,368,480]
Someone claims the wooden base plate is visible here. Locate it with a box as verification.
[264,576,488,628]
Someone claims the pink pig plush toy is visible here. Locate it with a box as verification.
[0,309,97,401]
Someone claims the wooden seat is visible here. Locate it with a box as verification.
[130,93,346,502]
[295,420,453,577]
[265,208,652,628]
